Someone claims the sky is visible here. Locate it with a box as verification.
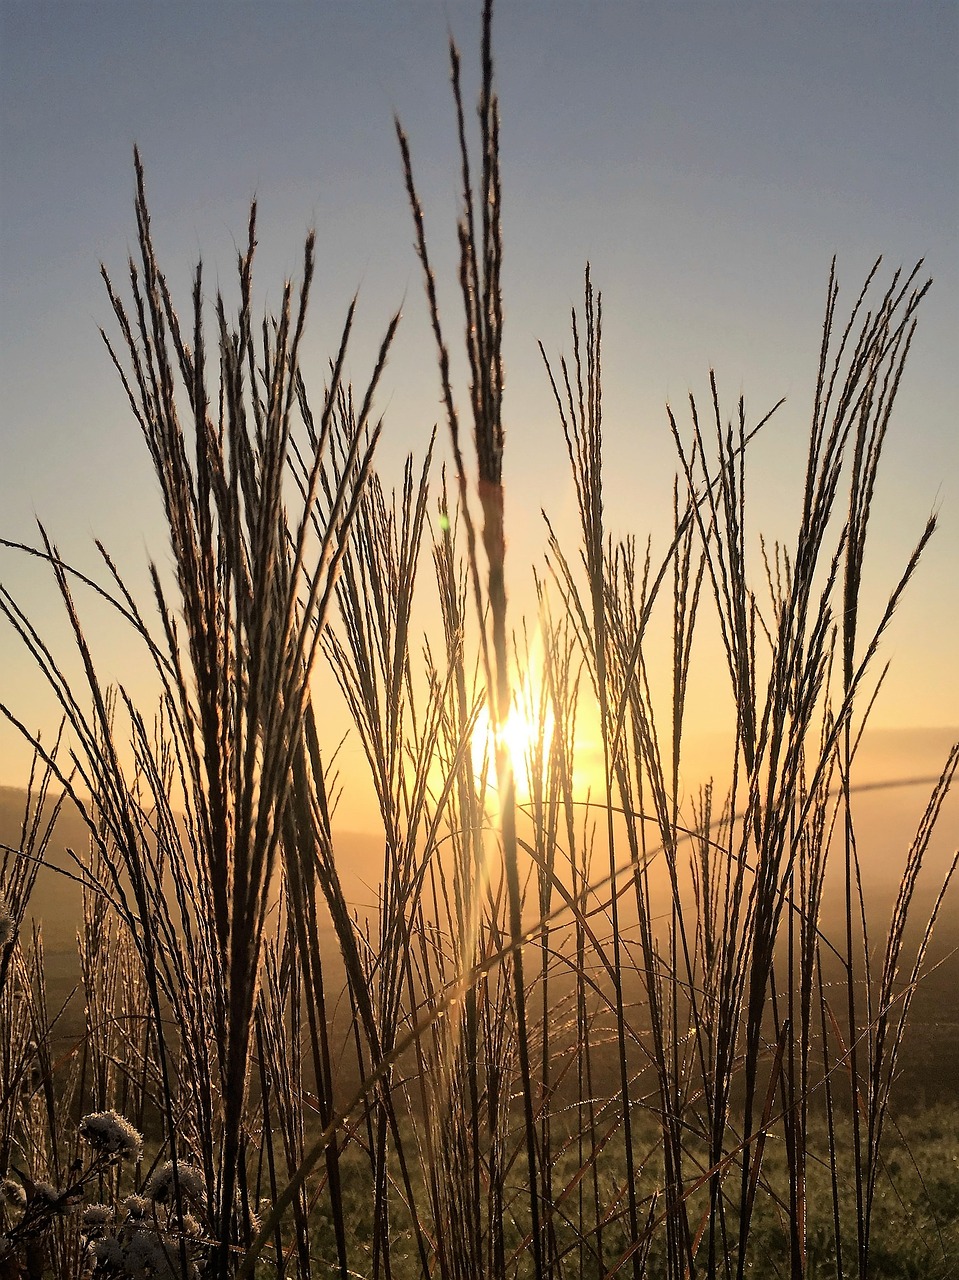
[1,1,957,805]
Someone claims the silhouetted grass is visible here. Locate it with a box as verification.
[0,3,956,1277]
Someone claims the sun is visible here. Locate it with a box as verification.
[472,694,555,799]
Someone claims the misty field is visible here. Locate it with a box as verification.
[1,4,957,1278]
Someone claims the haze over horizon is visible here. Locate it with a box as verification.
[1,1,957,796]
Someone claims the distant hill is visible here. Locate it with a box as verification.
[0,784,388,951]
[2,725,957,946]
[0,783,89,951]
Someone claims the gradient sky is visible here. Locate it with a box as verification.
[1,1,957,794]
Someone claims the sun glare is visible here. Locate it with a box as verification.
[472,694,555,800]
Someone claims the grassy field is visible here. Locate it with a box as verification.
[1,3,957,1277]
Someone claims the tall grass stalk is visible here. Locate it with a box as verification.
[397,4,544,1274]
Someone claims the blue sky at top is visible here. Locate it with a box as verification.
[0,0,956,783]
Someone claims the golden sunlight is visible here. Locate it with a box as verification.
[472,693,555,801]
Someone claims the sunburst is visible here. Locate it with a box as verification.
[472,694,555,801]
